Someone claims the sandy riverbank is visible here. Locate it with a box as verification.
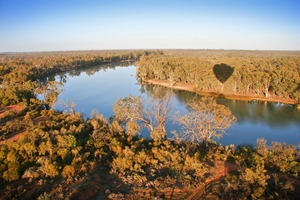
[145,79,298,105]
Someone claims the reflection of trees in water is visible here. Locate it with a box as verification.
[172,90,198,105]
[37,72,67,87]
[139,84,171,100]
[39,61,135,86]
[37,61,135,107]
[218,99,300,127]
[141,84,300,128]
[68,61,135,77]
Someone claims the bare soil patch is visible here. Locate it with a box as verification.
[186,161,238,200]
[0,105,24,119]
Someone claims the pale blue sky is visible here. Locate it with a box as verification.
[0,0,299,52]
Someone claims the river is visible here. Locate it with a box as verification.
[53,63,300,146]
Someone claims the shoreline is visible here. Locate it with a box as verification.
[144,79,298,105]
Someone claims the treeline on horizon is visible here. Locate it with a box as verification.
[137,50,300,103]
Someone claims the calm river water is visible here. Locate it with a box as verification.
[54,63,300,146]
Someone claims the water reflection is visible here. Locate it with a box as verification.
[52,63,300,145]
[216,99,300,128]
[143,84,300,129]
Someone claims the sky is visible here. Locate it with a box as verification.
[0,0,299,52]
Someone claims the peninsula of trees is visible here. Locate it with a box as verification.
[137,50,300,104]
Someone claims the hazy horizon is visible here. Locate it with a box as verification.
[1,0,300,52]
[2,48,300,54]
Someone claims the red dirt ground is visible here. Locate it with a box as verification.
[0,105,24,119]
[186,161,238,200]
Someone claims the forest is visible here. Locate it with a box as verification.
[137,50,300,104]
[0,50,300,199]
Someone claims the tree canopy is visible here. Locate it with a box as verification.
[137,50,300,102]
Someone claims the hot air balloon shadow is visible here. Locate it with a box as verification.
[213,63,234,93]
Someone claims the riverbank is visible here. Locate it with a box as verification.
[145,79,298,105]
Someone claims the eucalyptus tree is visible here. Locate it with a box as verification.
[174,97,236,143]
[113,94,171,142]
